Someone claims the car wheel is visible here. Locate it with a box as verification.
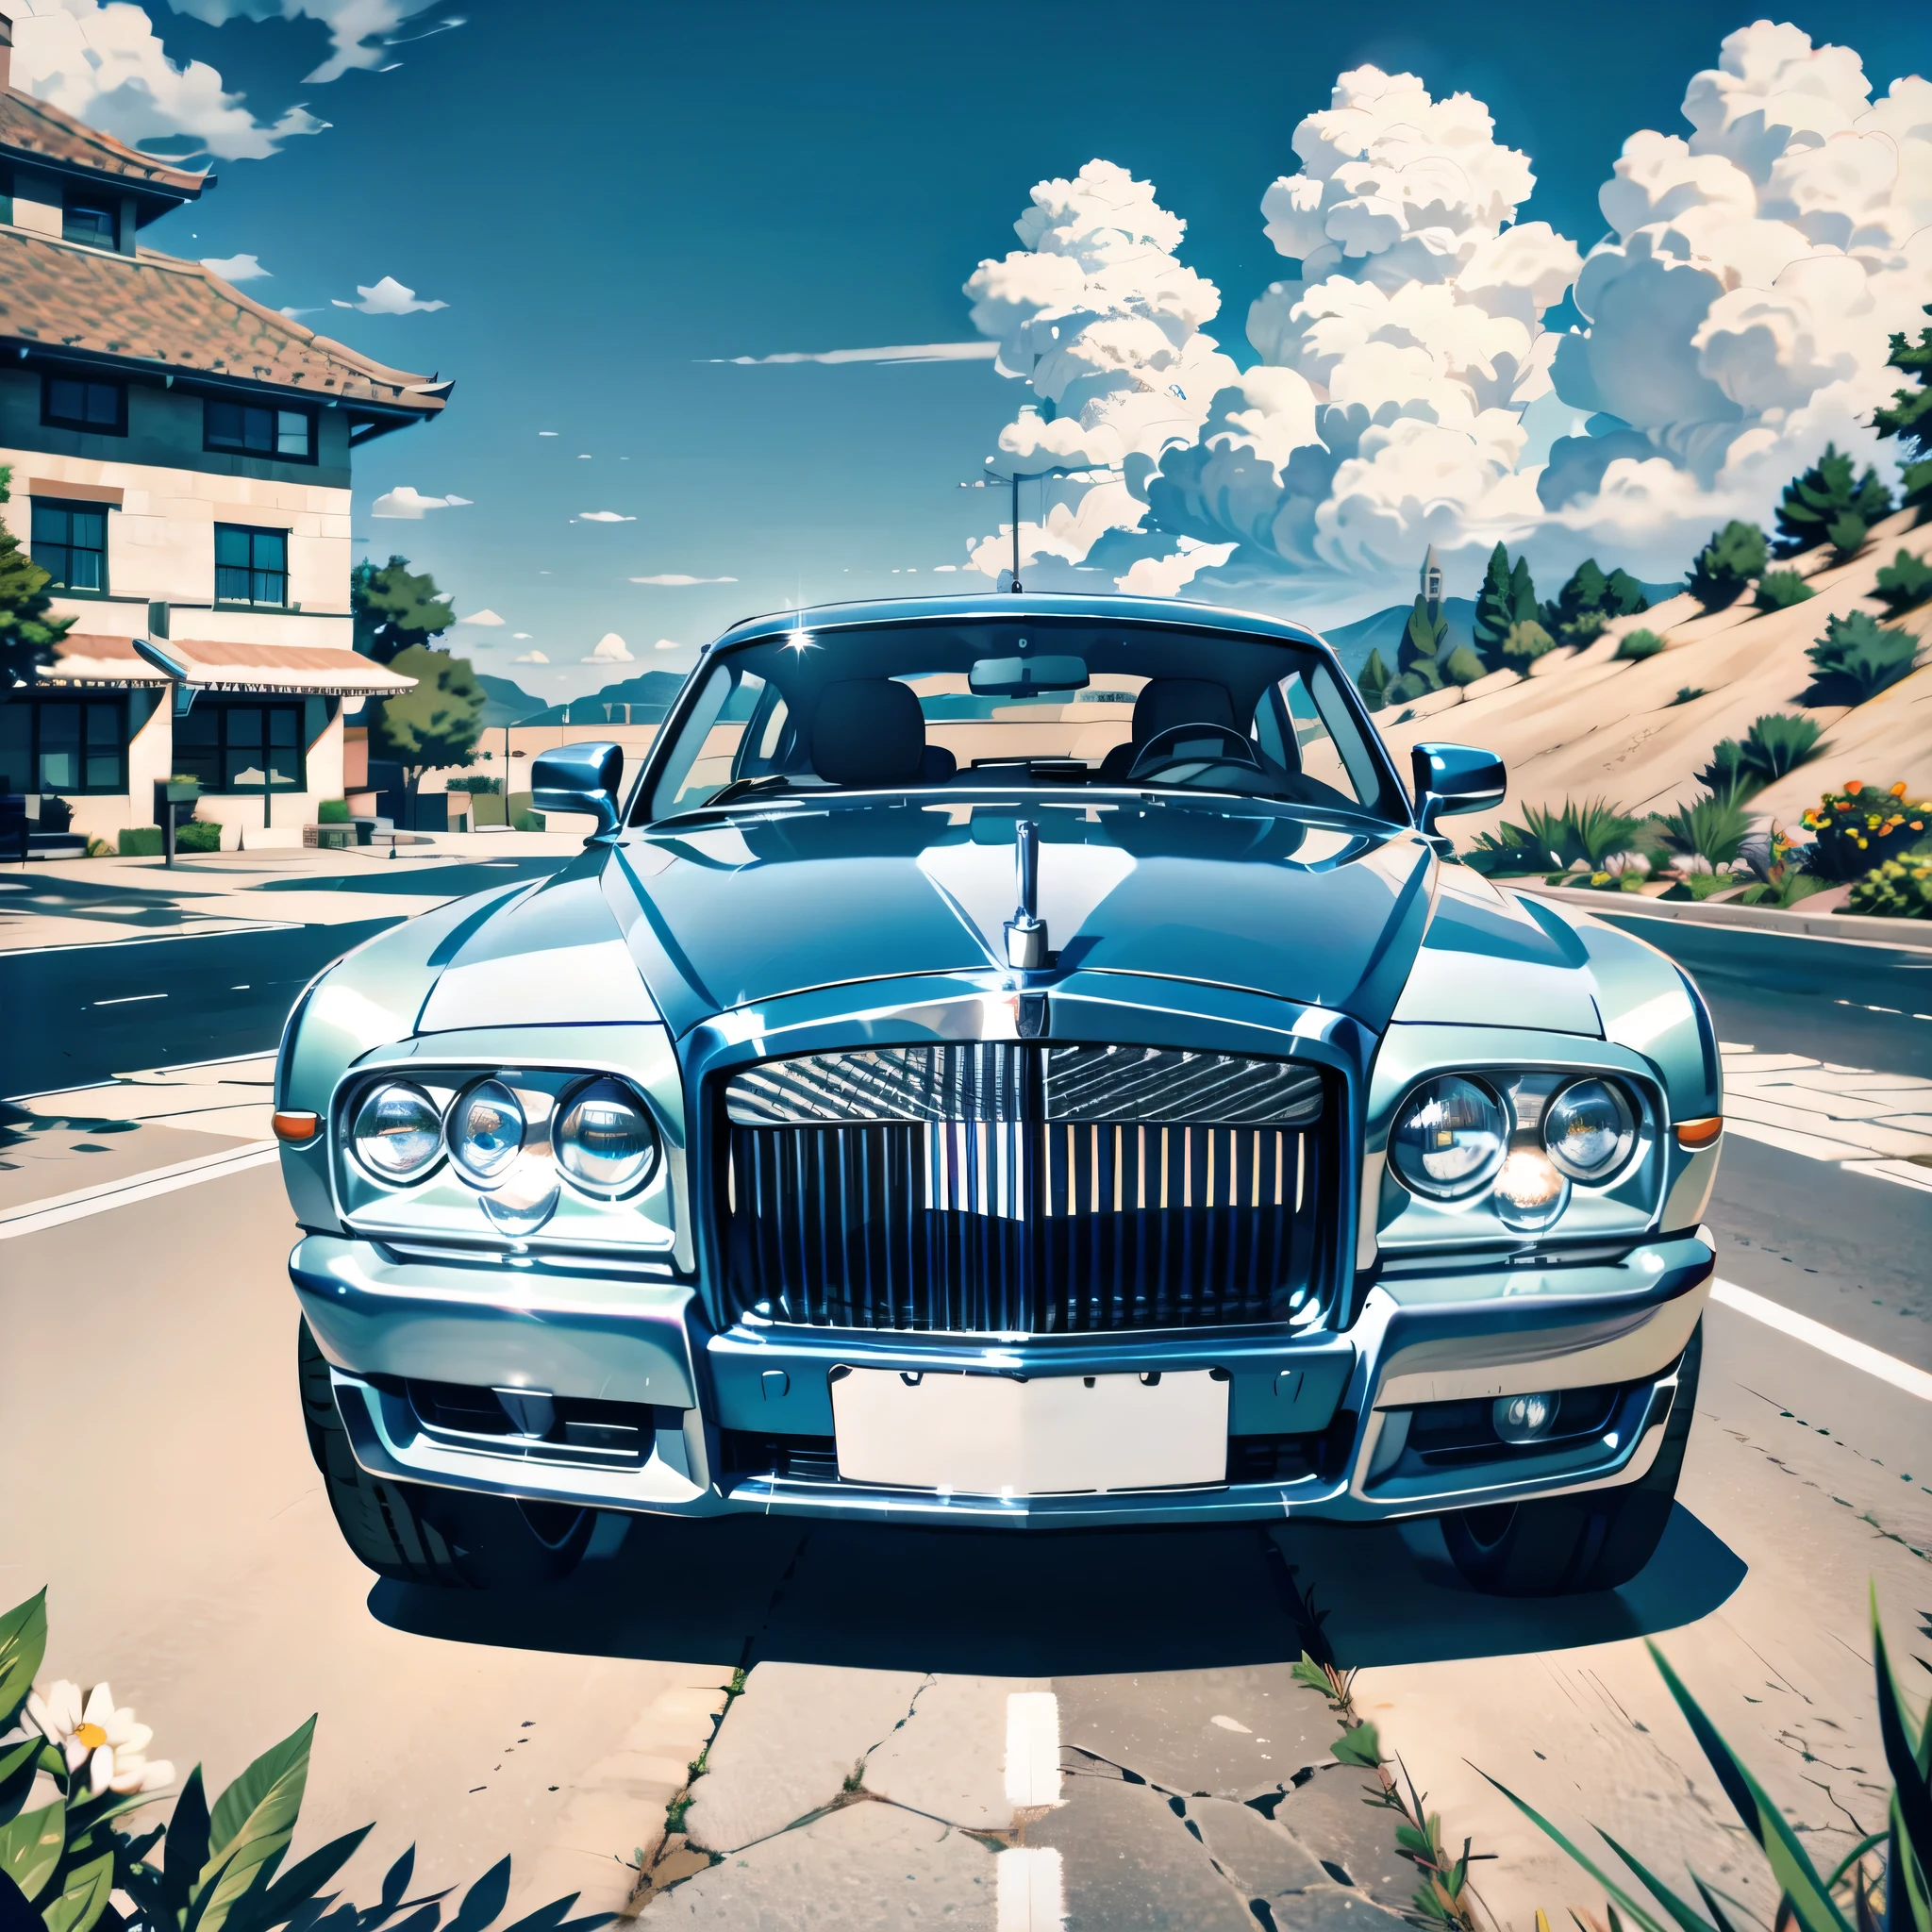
[1441,1321,1702,1597]
[297,1319,592,1590]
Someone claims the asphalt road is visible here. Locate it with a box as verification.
[4,896,1928,1927]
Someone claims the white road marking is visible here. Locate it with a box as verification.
[1004,1690,1062,1809]
[1210,1714,1252,1733]
[1711,1278,1932,1403]
[0,1142,278,1241]
[996,1846,1065,1931]
[94,991,166,1004]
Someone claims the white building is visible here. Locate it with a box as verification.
[0,11,449,846]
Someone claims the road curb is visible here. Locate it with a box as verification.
[1515,883,1932,953]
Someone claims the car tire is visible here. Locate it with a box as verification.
[297,1319,592,1590]
[1440,1321,1702,1598]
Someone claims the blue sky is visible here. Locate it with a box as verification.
[24,0,1931,697]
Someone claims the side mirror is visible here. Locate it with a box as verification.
[531,741,625,841]
[1411,741,1506,834]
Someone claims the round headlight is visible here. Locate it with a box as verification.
[1389,1076,1508,1199]
[1543,1079,1636,1182]
[352,1081,441,1181]
[556,1078,658,1191]
[448,1079,525,1183]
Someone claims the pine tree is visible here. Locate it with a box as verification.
[0,466,72,694]
[1873,303,1932,514]
[1688,521,1768,608]
[1603,567,1649,617]
[1472,542,1514,667]
[1774,444,1893,558]
[1541,559,1650,646]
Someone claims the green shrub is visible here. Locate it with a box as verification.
[1697,712,1825,797]
[1653,791,1753,867]
[1695,740,1750,799]
[1686,520,1767,608]
[1805,609,1922,703]
[447,774,502,794]
[1658,870,1743,901]
[1847,850,1932,916]
[1802,779,1932,878]
[1753,567,1815,610]
[1441,643,1489,685]
[316,797,351,824]
[116,826,162,857]
[1355,646,1391,711]
[1500,619,1555,663]
[1615,627,1666,661]
[1671,685,1706,706]
[1874,547,1932,614]
[1774,441,1893,556]
[512,809,546,832]
[1468,798,1643,874]
[175,820,223,853]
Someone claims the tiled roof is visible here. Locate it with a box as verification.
[49,634,417,695]
[0,227,450,414]
[1,85,208,196]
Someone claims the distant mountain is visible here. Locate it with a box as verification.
[475,673,546,727]
[517,669,689,727]
[1321,597,1477,677]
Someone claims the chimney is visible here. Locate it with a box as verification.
[0,12,13,94]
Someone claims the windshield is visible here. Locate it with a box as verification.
[641,618,1404,824]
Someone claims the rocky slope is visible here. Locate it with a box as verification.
[1368,508,1932,844]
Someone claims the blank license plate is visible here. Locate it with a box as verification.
[831,1367,1228,1495]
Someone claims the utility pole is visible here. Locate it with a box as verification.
[960,458,1118,594]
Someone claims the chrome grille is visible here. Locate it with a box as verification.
[719,1045,1333,1334]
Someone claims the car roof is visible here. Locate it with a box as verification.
[708,592,1339,661]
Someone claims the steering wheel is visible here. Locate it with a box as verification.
[1125,722,1266,786]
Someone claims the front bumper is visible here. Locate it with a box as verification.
[292,1227,1714,1528]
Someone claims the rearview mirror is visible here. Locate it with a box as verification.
[531,741,625,841]
[1411,741,1506,834]
[968,655,1090,696]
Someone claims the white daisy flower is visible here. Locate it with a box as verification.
[21,1681,174,1796]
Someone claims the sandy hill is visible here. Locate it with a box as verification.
[1370,508,1932,842]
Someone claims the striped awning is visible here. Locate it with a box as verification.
[41,634,416,696]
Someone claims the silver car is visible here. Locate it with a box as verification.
[277,596,1722,1595]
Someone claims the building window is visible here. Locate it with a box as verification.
[205,400,314,462]
[42,375,127,435]
[62,196,118,249]
[215,525,289,606]
[171,702,305,795]
[31,502,109,594]
[0,696,127,795]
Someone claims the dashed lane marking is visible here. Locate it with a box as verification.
[996,1846,1065,1931]
[1711,1278,1932,1403]
[1004,1690,1063,1809]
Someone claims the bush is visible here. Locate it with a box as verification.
[1467,798,1644,874]
[1805,609,1922,704]
[1615,627,1666,661]
[447,774,502,795]
[316,797,351,824]
[1874,547,1932,614]
[1653,791,1753,867]
[512,809,546,832]
[1802,779,1932,879]
[0,1588,596,1932]
[1774,441,1893,556]
[1500,618,1556,663]
[1697,712,1826,800]
[1848,851,1932,917]
[1441,643,1489,685]
[1686,520,1767,608]
[1671,685,1707,706]
[116,826,161,857]
[175,819,223,853]
[1753,567,1815,610]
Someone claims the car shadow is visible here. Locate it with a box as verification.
[368,1502,1744,1676]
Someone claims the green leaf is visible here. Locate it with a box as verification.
[0,1593,47,1730]
[1824,1834,1890,1890]
[1330,1724,1383,1768]
[41,1849,113,1932]
[1872,1600,1932,1886]
[0,1740,41,1824]
[1595,1828,1719,1932]
[1291,1654,1331,1695]
[448,1857,512,1932]
[166,1769,212,1921]
[235,1825,372,1932]
[0,1799,65,1906]
[191,1720,315,1932]
[1479,1772,1673,1932]
[1646,1643,1852,1932]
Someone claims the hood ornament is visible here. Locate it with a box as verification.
[1005,819,1047,970]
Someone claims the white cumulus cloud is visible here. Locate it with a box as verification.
[629,573,739,585]
[971,30,1932,615]
[202,252,270,281]
[11,0,328,159]
[655,638,683,651]
[584,633,633,663]
[457,608,504,625]
[163,0,458,86]
[513,650,548,664]
[333,275,447,314]
[578,510,636,523]
[371,485,468,517]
